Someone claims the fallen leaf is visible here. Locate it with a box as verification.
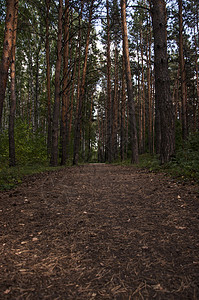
[32,237,38,242]
[175,226,186,230]
[152,283,164,291]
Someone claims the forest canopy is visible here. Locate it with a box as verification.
[0,0,198,180]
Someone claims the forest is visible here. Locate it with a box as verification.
[1,1,199,298]
[0,0,199,187]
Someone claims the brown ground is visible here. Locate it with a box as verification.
[0,164,199,299]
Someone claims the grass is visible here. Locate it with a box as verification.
[137,153,199,183]
[0,162,66,190]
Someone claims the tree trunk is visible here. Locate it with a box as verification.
[61,0,70,165]
[112,45,119,160]
[73,0,94,165]
[0,0,15,127]
[45,0,52,157]
[194,27,199,130]
[151,0,175,163]
[35,43,41,131]
[121,0,138,164]
[120,52,126,161]
[178,0,187,140]
[50,0,63,166]
[146,17,153,154]
[9,0,18,167]
[106,0,112,163]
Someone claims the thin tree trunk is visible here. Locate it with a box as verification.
[178,0,187,140]
[35,43,41,132]
[146,17,153,154]
[151,0,175,163]
[141,31,146,154]
[50,0,63,166]
[194,27,199,130]
[121,0,138,164]
[61,0,70,165]
[139,28,145,154]
[112,45,119,160]
[9,0,18,167]
[73,0,94,165]
[106,0,112,163]
[68,45,78,143]
[75,0,84,118]
[28,48,35,130]
[0,0,15,127]
[68,3,84,146]
[120,52,126,161]
[87,94,93,161]
[45,0,52,157]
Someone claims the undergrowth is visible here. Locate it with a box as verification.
[138,133,199,183]
[1,123,199,190]
[0,163,66,190]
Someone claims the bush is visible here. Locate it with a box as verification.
[0,119,48,167]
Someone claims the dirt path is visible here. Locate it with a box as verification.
[0,164,199,299]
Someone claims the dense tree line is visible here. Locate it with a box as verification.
[0,0,198,167]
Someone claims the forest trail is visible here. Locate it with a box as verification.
[0,164,199,299]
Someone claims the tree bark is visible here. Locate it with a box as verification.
[120,52,126,161]
[45,0,52,157]
[121,0,138,164]
[106,0,112,163]
[9,0,18,167]
[0,0,15,127]
[146,17,153,154]
[50,0,63,166]
[151,0,175,163]
[112,45,119,160]
[61,0,70,165]
[194,26,199,131]
[178,0,187,140]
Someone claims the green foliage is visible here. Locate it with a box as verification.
[0,163,64,190]
[15,120,47,165]
[0,119,48,167]
[137,133,199,182]
[172,132,199,181]
[137,153,161,171]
